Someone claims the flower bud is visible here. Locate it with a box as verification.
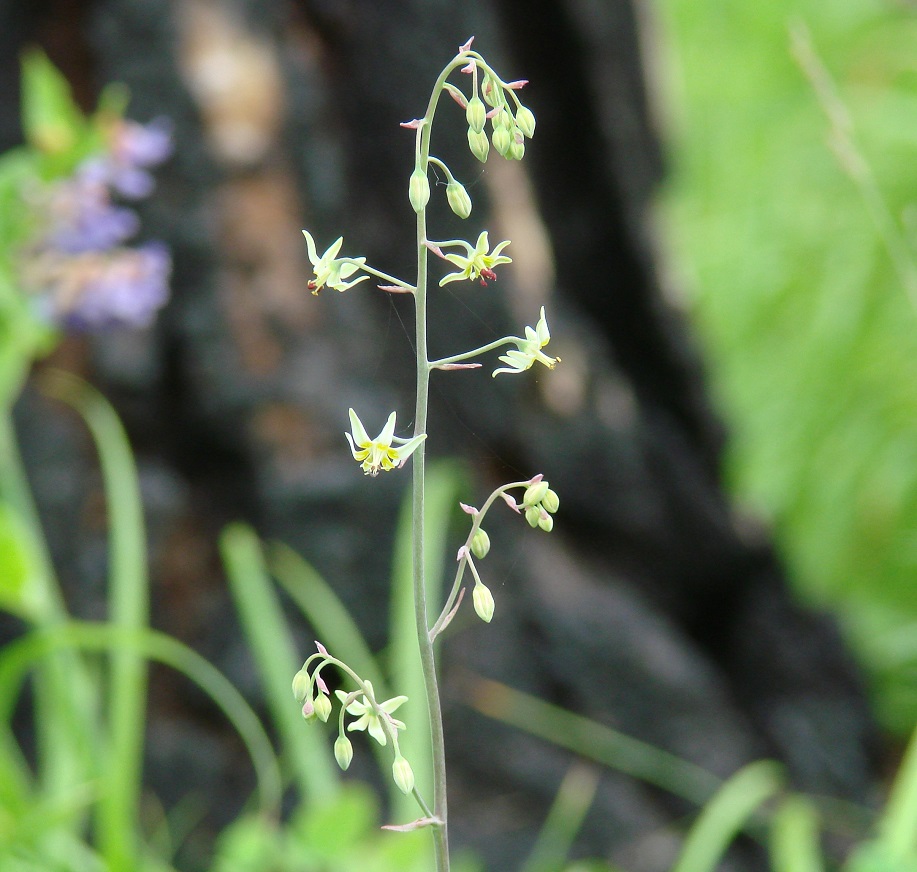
[334,735,354,771]
[292,670,310,701]
[392,755,415,795]
[446,181,472,219]
[492,108,512,131]
[508,133,525,161]
[481,74,501,108]
[471,528,491,559]
[491,126,512,157]
[515,106,536,138]
[537,510,554,533]
[468,128,490,163]
[473,583,495,622]
[523,481,549,507]
[301,699,316,721]
[466,96,487,133]
[525,505,541,529]
[409,168,430,212]
[542,488,560,514]
[313,692,332,723]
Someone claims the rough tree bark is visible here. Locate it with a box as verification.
[1,1,879,870]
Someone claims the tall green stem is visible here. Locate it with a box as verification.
[414,164,450,872]
[411,52,472,872]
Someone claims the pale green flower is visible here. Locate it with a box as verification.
[302,230,369,294]
[492,307,559,376]
[439,231,511,286]
[335,681,408,746]
[345,408,426,477]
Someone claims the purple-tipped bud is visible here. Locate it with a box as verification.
[508,130,525,161]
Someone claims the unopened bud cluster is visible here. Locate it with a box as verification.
[457,475,559,627]
[479,73,534,162]
[408,50,536,220]
[523,479,560,532]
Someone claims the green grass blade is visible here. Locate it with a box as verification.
[0,621,282,814]
[471,677,722,805]
[389,460,462,819]
[42,371,148,870]
[770,794,825,872]
[520,763,601,872]
[0,406,96,804]
[670,761,783,872]
[268,541,388,698]
[876,721,917,860]
[221,523,337,803]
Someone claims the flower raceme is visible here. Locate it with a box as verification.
[302,231,369,294]
[493,306,559,377]
[345,408,427,476]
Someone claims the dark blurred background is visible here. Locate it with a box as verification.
[2,0,903,869]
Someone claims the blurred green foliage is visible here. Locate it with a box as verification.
[659,0,917,731]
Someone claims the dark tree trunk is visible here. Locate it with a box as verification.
[1,0,879,870]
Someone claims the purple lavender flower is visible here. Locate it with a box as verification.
[104,117,173,199]
[61,242,171,330]
[19,115,174,331]
[26,242,171,330]
[45,171,139,253]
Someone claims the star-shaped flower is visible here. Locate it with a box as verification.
[345,408,427,476]
[335,681,408,746]
[303,231,369,294]
[492,306,559,376]
[438,231,511,286]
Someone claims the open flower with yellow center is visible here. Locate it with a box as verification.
[345,408,427,476]
[437,231,511,286]
[302,230,369,294]
[335,681,408,746]
[492,307,559,377]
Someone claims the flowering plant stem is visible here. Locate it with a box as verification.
[408,48,480,872]
[299,38,551,865]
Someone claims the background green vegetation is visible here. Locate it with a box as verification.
[659,0,917,731]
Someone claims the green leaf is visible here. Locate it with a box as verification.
[0,502,33,617]
[670,761,783,872]
[291,783,377,861]
[769,794,825,872]
[220,523,338,803]
[20,50,85,157]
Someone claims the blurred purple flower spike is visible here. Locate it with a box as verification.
[60,242,172,330]
[106,117,174,198]
[46,172,139,253]
[21,115,174,332]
